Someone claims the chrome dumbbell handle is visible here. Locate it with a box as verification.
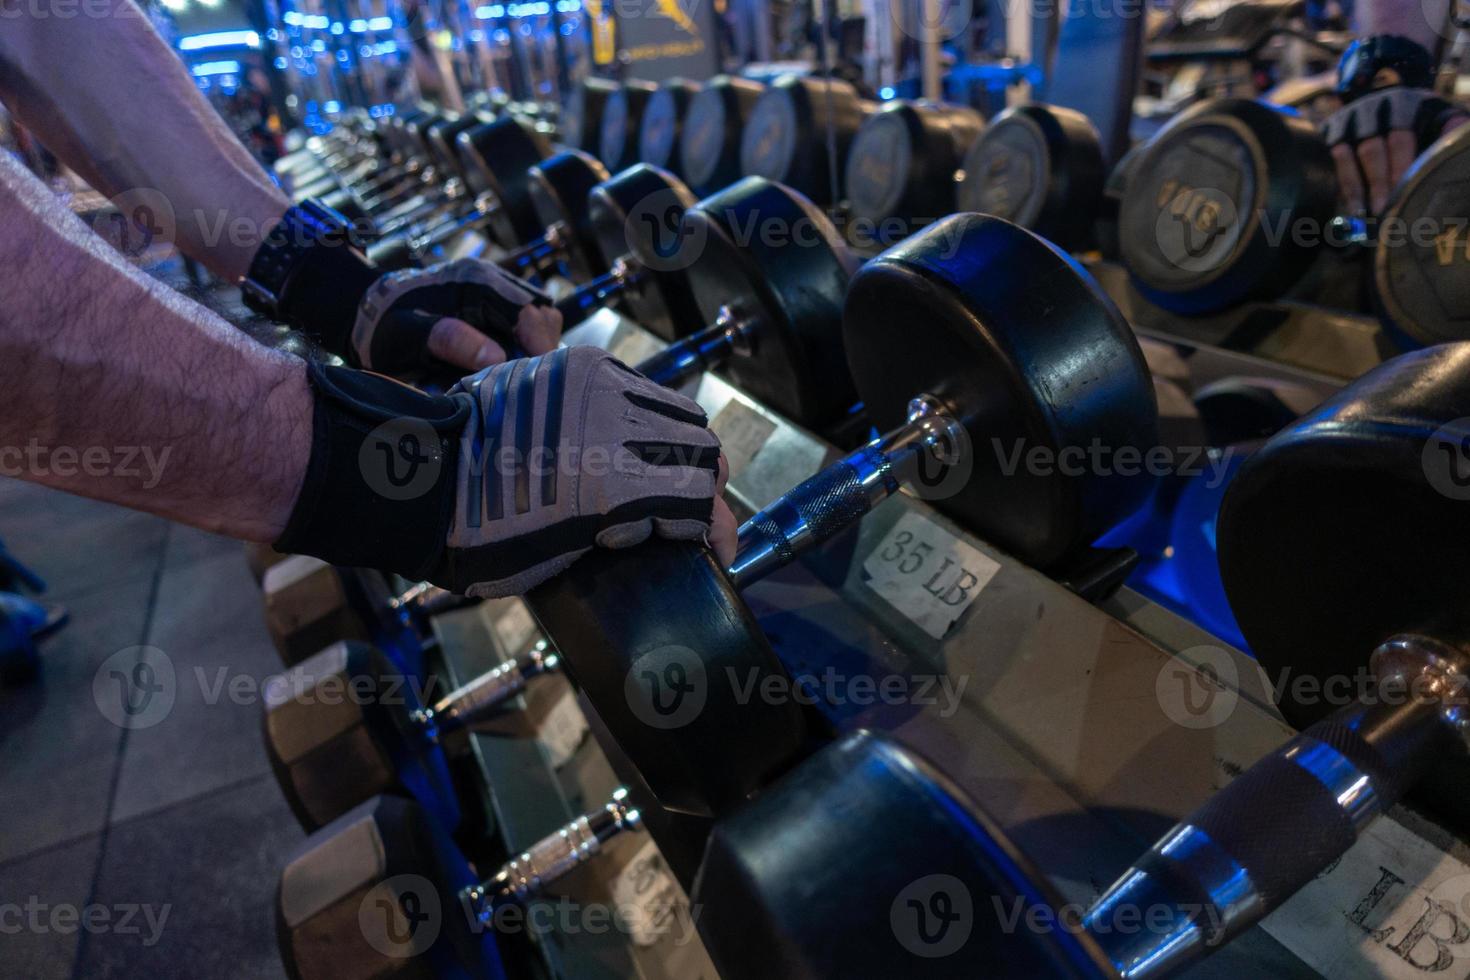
[1085,634,1470,979]
[412,641,560,740]
[631,304,756,389]
[406,196,503,256]
[465,790,641,919]
[553,256,650,329]
[497,221,570,277]
[388,580,476,619]
[727,397,966,589]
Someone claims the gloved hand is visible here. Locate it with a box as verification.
[351,258,563,375]
[243,203,560,377]
[275,346,734,598]
[1322,88,1469,214]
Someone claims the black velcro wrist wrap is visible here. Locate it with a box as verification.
[274,361,469,579]
[285,244,381,360]
[246,202,382,358]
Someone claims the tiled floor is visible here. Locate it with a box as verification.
[0,476,302,979]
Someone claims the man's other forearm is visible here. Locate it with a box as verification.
[0,147,309,541]
[1359,0,1455,58]
[0,0,289,281]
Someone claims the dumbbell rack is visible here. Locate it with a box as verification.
[1086,258,1395,384]
[430,593,719,980]
[424,306,1470,979]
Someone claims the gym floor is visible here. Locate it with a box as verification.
[0,476,298,978]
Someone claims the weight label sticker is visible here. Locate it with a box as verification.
[1260,818,1470,978]
[608,325,664,368]
[490,600,538,654]
[538,689,589,769]
[709,399,777,482]
[610,839,687,947]
[862,511,1000,641]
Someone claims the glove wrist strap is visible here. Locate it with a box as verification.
[274,361,468,578]
[242,201,381,359]
[1337,35,1436,100]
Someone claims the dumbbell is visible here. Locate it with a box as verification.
[1116,98,1338,317]
[956,103,1107,253]
[842,99,984,247]
[562,75,619,156]
[314,108,528,237]
[288,111,474,237]
[635,78,700,178]
[1116,95,1470,344]
[278,111,401,189]
[739,74,877,205]
[693,341,1470,978]
[362,111,540,238]
[364,114,495,229]
[1371,122,1470,345]
[558,175,862,430]
[363,116,556,269]
[275,127,379,193]
[598,80,658,173]
[263,638,560,830]
[492,150,612,284]
[550,164,706,341]
[525,214,1159,833]
[278,791,642,980]
[261,557,468,670]
[331,112,472,220]
[680,75,766,196]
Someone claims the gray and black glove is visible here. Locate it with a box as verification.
[1322,88,1469,213]
[243,201,559,377]
[275,346,723,597]
[351,258,563,376]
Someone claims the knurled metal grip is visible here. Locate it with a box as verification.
[419,645,559,738]
[633,336,706,388]
[632,305,754,389]
[728,446,893,589]
[555,257,644,330]
[473,794,640,914]
[498,814,601,904]
[1087,634,1470,979]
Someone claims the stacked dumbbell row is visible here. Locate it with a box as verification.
[289,69,1470,358]
[258,70,1470,980]
[256,86,1327,733]
[263,196,1470,978]
[259,81,1426,689]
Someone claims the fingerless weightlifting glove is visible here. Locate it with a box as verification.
[275,346,723,597]
[243,201,548,374]
[1322,87,1462,155]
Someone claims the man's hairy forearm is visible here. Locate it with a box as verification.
[0,150,309,541]
[0,0,289,281]
[1359,0,1455,56]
